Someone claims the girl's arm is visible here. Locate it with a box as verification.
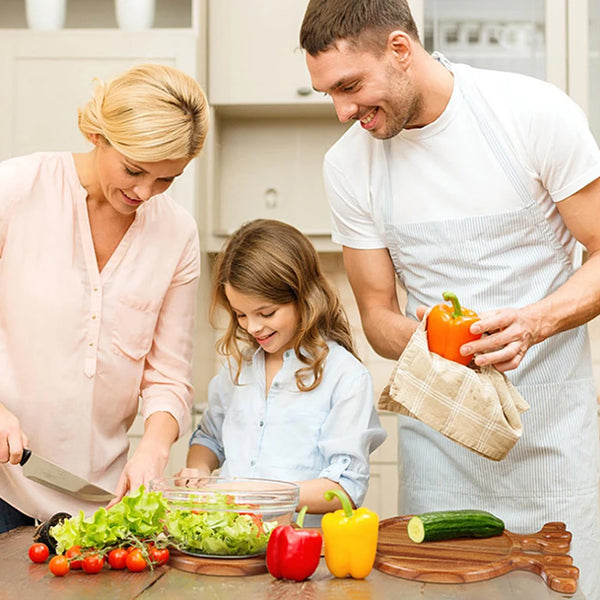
[185,444,220,474]
[296,478,353,513]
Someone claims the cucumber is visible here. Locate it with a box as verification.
[407,509,505,543]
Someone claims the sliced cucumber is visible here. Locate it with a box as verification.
[407,509,505,543]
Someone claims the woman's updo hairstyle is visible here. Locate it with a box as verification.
[78,63,209,162]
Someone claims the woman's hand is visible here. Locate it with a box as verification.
[109,442,170,507]
[0,403,28,464]
[108,411,179,507]
[459,307,542,372]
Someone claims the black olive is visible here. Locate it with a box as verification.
[32,512,71,553]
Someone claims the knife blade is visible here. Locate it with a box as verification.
[20,448,115,503]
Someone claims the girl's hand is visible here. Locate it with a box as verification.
[0,403,28,464]
[459,307,541,372]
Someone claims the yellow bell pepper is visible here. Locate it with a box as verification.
[321,489,379,579]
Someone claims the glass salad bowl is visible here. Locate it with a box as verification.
[149,476,299,558]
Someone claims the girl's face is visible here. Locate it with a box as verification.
[225,284,300,361]
[90,134,189,215]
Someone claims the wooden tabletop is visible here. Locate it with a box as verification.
[1,526,587,600]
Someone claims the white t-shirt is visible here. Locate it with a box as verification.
[324,62,600,263]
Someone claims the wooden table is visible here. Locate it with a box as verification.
[1,527,586,600]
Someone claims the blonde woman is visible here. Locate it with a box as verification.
[182,219,386,525]
[0,63,208,531]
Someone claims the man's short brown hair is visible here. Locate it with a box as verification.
[300,0,420,56]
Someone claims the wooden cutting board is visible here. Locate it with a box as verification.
[168,548,268,576]
[374,516,579,594]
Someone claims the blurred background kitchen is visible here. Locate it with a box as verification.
[2,0,599,519]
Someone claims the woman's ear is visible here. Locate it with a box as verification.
[89,133,102,146]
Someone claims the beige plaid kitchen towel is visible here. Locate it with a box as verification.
[378,318,530,461]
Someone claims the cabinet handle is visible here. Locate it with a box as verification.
[265,188,278,209]
[296,86,313,97]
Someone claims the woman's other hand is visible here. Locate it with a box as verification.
[0,403,28,464]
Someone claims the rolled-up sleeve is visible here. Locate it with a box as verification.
[318,369,387,506]
[140,224,200,439]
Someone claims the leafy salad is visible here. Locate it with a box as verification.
[49,486,276,558]
[50,486,168,554]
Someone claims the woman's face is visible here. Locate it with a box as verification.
[92,136,190,215]
[224,284,300,361]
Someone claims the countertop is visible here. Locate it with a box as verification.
[1,526,585,600]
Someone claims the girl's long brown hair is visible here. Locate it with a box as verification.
[210,219,358,391]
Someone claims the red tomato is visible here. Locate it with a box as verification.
[65,545,83,569]
[126,548,147,572]
[28,542,50,563]
[149,546,170,566]
[82,553,105,574]
[49,555,70,577]
[108,547,129,570]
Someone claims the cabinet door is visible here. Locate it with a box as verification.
[571,0,599,140]
[409,0,567,89]
[208,0,328,105]
[213,115,348,236]
[0,30,200,218]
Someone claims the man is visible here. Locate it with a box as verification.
[300,1,600,597]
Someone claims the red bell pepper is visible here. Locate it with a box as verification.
[266,505,322,582]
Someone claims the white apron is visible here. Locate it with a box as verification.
[383,58,600,599]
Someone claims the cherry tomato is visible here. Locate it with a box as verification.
[149,546,170,566]
[28,542,50,563]
[49,555,70,577]
[125,548,147,572]
[65,545,83,569]
[108,547,129,570]
[82,553,105,574]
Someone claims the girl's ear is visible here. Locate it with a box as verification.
[89,133,102,146]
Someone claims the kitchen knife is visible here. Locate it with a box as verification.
[20,448,115,503]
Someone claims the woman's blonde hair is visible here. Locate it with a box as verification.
[78,63,209,162]
[211,219,358,392]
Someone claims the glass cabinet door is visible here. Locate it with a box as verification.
[587,1,600,140]
[418,0,549,80]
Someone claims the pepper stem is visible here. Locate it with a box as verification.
[296,505,309,529]
[442,291,464,319]
[324,489,353,518]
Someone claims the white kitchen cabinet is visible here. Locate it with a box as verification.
[204,0,349,250]
[410,0,568,89]
[0,29,202,218]
[569,0,600,142]
[364,414,400,519]
[208,0,328,106]
[208,114,348,243]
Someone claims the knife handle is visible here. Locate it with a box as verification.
[20,448,32,466]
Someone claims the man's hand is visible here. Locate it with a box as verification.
[460,306,542,372]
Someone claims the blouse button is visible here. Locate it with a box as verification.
[250,460,256,466]
[259,421,264,427]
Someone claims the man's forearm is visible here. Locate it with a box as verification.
[361,306,419,360]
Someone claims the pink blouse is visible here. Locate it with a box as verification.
[0,152,200,520]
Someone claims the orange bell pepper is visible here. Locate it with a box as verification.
[427,291,480,365]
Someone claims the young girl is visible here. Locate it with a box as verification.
[184,219,386,519]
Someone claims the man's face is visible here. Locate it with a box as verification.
[306,40,422,140]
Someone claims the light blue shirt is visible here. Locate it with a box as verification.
[190,341,386,510]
